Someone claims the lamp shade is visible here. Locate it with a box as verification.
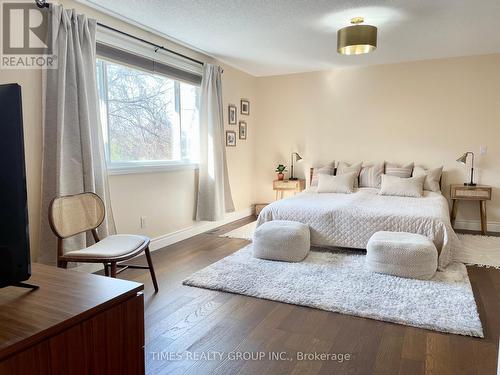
[337,23,377,55]
[456,153,468,164]
[295,153,303,162]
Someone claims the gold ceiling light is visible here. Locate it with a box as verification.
[337,17,377,55]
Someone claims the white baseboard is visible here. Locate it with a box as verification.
[453,220,500,233]
[149,207,254,251]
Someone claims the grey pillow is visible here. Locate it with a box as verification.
[310,161,335,187]
[317,172,357,194]
[379,174,425,198]
[359,162,384,188]
[412,166,443,192]
[385,162,414,178]
[337,161,362,188]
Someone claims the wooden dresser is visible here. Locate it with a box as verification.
[0,264,145,374]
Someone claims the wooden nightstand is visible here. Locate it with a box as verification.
[273,179,305,200]
[450,184,492,235]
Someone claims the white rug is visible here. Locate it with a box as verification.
[220,221,500,269]
[455,233,500,269]
[183,245,483,337]
[219,221,256,240]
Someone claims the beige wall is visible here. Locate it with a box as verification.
[0,0,256,259]
[254,54,500,228]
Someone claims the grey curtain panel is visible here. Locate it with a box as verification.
[38,5,116,265]
[196,64,235,221]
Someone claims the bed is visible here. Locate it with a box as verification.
[256,187,459,269]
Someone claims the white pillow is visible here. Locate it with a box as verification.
[337,161,362,188]
[412,166,443,192]
[317,172,357,194]
[379,174,425,198]
[359,162,384,188]
[385,162,414,178]
[310,161,336,187]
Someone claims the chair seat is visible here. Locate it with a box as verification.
[63,234,149,260]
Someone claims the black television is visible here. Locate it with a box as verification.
[0,83,34,289]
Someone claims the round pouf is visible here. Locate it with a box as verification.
[366,231,438,280]
[253,220,310,262]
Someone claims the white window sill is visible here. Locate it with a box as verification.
[107,162,199,175]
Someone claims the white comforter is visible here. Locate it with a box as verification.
[257,188,459,269]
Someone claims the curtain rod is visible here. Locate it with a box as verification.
[35,0,205,67]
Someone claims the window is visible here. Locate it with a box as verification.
[96,58,200,173]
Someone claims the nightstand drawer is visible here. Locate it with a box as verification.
[450,185,492,200]
[273,180,302,190]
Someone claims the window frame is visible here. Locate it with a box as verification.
[96,27,202,175]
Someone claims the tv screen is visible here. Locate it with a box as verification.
[0,83,31,288]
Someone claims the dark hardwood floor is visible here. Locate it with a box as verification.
[116,217,499,375]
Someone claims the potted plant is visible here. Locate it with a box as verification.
[275,164,287,181]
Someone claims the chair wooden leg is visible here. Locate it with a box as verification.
[110,262,117,278]
[144,247,159,293]
[103,263,109,277]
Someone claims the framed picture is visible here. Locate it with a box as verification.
[239,121,247,140]
[228,105,237,125]
[240,99,250,115]
[226,130,236,146]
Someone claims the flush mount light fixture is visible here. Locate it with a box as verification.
[337,17,377,55]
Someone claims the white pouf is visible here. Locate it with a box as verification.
[253,220,310,262]
[366,231,438,280]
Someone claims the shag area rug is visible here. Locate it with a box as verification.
[220,221,500,269]
[455,233,500,269]
[219,221,256,240]
[183,245,483,337]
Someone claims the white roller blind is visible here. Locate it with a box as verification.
[96,42,202,86]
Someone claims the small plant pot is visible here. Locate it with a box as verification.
[277,173,285,181]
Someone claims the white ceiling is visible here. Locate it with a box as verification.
[83,0,500,77]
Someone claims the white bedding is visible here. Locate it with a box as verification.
[257,188,459,269]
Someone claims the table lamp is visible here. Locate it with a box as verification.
[289,152,303,180]
[456,152,476,186]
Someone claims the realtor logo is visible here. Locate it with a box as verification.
[1,1,56,69]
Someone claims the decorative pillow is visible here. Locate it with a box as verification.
[336,161,362,188]
[317,172,357,194]
[385,162,414,178]
[412,166,443,192]
[310,161,335,187]
[359,162,384,188]
[379,174,425,198]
